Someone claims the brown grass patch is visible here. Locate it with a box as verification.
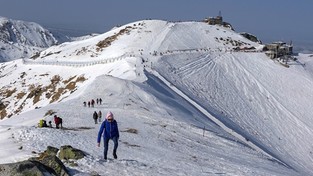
[76,75,86,82]
[0,74,88,119]
[27,85,44,105]
[96,27,132,52]
[65,82,76,90]
[16,92,26,99]
[51,75,61,84]
[50,88,65,103]
[0,109,7,119]
[63,76,77,84]
[4,88,16,98]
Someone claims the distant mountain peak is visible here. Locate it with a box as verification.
[0,16,70,62]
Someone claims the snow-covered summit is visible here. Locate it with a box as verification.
[31,20,259,63]
[0,16,70,62]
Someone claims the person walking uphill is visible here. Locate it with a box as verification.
[93,111,98,124]
[97,111,119,160]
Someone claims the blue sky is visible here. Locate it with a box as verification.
[1,0,312,48]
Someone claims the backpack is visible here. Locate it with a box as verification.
[38,119,46,128]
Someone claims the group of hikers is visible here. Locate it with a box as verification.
[37,104,119,160]
[38,115,63,129]
[91,110,121,160]
[83,98,102,108]
[93,110,102,124]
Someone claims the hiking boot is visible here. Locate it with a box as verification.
[104,156,107,160]
[113,152,117,159]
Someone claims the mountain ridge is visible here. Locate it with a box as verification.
[29,20,260,64]
[0,18,313,175]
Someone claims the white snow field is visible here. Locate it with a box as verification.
[0,20,313,175]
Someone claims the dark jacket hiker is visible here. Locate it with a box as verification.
[93,111,98,124]
[97,111,119,160]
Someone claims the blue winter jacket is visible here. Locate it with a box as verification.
[97,120,119,143]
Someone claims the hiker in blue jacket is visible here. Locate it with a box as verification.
[97,111,119,160]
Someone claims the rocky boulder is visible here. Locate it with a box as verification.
[240,32,262,44]
[29,153,69,176]
[0,145,70,176]
[0,160,57,176]
[0,145,86,176]
[45,146,59,156]
[58,145,86,160]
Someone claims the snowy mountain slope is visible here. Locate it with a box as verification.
[154,52,313,175]
[1,20,259,119]
[0,57,142,119]
[0,74,297,176]
[0,19,312,175]
[0,16,70,62]
[30,20,259,63]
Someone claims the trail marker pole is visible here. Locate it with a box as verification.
[203,126,205,137]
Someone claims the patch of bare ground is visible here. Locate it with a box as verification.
[1,88,17,98]
[76,75,86,82]
[1,74,88,119]
[45,110,57,116]
[50,75,87,103]
[63,76,77,84]
[16,92,26,99]
[27,84,44,105]
[50,87,65,103]
[0,109,7,119]
[96,26,133,52]
[0,102,7,119]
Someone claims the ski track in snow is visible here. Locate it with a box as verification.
[154,52,313,175]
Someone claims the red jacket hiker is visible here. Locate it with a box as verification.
[54,115,62,129]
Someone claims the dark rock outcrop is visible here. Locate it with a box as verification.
[0,145,78,176]
[29,149,69,176]
[0,160,58,176]
[240,32,262,44]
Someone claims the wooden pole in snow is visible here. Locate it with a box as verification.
[203,126,205,137]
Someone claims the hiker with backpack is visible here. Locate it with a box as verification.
[99,98,102,105]
[98,110,102,123]
[97,111,119,160]
[38,119,48,128]
[91,99,95,108]
[54,115,63,129]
